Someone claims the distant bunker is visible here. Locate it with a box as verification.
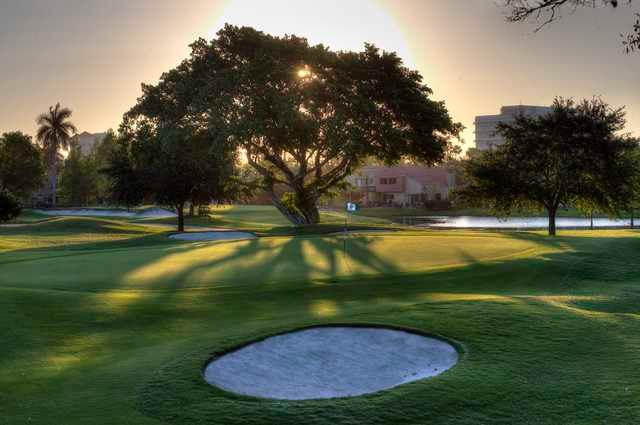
[203,326,459,400]
[168,231,255,242]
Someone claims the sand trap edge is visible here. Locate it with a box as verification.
[201,323,464,401]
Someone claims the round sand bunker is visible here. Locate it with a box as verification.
[203,326,458,400]
[168,231,255,242]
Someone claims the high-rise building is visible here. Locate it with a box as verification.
[474,105,551,150]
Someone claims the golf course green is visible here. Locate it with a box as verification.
[2,206,640,424]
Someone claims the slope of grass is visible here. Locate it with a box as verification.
[0,217,167,253]
[147,205,393,236]
[2,210,640,424]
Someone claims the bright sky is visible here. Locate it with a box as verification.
[0,0,638,151]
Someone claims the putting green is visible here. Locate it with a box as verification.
[2,210,640,424]
[0,231,547,291]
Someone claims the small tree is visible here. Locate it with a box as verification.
[458,98,638,236]
[107,124,235,232]
[144,128,234,232]
[101,136,146,211]
[59,142,98,206]
[0,132,45,199]
[90,130,117,204]
[0,191,22,223]
[628,143,640,228]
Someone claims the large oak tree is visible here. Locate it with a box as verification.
[458,98,638,236]
[129,25,462,225]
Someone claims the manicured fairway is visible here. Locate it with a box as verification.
[2,209,640,424]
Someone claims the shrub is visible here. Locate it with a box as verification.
[0,191,22,223]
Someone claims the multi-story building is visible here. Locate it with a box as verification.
[345,165,456,207]
[474,105,551,150]
[71,131,107,156]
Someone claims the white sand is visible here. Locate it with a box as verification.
[204,326,458,400]
[34,208,175,219]
[168,231,255,242]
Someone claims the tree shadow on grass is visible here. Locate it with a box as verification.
[5,231,640,424]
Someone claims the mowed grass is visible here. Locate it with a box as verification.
[146,205,392,236]
[2,207,640,424]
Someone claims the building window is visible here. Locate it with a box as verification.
[380,177,396,185]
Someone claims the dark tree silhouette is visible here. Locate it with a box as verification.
[0,191,21,223]
[104,124,235,232]
[36,103,77,206]
[504,0,640,52]
[101,137,145,211]
[0,132,44,199]
[458,98,639,236]
[129,25,462,225]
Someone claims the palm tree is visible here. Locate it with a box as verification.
[36,103,77,207]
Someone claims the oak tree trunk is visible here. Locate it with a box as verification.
[269,187,320,225]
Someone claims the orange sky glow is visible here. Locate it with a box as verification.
[0,0,638,152]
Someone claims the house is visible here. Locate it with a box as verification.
[345,165,457,207]
[475,105,551,150]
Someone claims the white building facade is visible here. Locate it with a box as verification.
[72,131,107,156]
[474,105,551,150]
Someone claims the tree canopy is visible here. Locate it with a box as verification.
[458,98,639,235]
[103,122,237,231]
[0,131,44,199]
[0,190,21,223]
[128,25,462,225]
[101,136,146,210]
[504,0,640,53]
[59,142,98,206]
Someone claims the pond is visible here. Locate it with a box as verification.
[399,216,633,229]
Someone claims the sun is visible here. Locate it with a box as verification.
[297,68,311,79]
[210,0,414,67]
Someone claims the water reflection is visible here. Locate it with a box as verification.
[410,216,633,229]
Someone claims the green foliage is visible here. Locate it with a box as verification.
[128,25,462,225]
[101,136,146,209]
[59,142,99,206]
[105,124,236,231]
[458,98,639,235]
[0,190,22,223]
[90,130,117,203]
[0,131,44,199]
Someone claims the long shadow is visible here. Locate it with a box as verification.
[5,231,640,425]
[5,229,640,359]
